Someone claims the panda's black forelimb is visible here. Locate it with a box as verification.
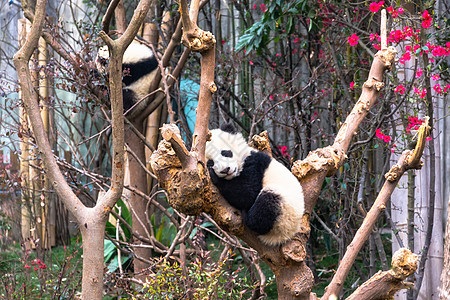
[244,190,281,235]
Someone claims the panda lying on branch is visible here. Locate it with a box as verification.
[95,40,158,118]
[205,123,304,245]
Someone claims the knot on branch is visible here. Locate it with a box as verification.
[375,46,397,70]
[385,163,402,182]
[249,131,272,155]
[364,78,384,91]
[291,146,346,179]
[150,125,211,215]
[390,248,418,280]
[182,28,216,53]
[209,83,217,93]
[281,231,308,262]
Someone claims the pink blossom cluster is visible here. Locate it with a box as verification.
[348,33,359,46]
[406,116,424,134]
[413,87,427,99]
[278,145,291,159]
[253,3,267,12]
[375,128,391,143]
[386,6,404,17]
[421,10,433,28]
[394,85,405,94]
[369,1,384,13]
[24,258,47,271]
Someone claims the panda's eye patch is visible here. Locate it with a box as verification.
[207,159,214,167]
[221,150,233,158]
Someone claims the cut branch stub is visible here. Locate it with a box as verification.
[249,131,272,155]
[345,248,417,299]
[182,27,216,53]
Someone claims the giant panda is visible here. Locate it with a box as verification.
[205,123,305,245]
[95,40,158,118]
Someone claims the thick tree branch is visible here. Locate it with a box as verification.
[14,0,86,223]
[346,248,418,299]
[96,0,154,212]
[322,119,430,299]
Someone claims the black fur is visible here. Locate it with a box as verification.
[244,190,281,235]
[208,151,281,236]
[220,123,237,134]
[123,89,137,112]
[122,56,158,86]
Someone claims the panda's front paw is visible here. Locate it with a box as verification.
[208,168,220,184]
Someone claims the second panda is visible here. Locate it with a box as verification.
[205,123,304,246]
[96,40,158,118]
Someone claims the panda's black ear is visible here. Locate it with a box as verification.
[220,123,237,134]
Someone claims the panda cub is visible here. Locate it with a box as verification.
[205,123,304,245]
[96,40,158,118]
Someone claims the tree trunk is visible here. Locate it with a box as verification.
[125,122,152,277]
[79,210,107,300]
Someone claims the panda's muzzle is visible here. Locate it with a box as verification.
[220,167,231,174]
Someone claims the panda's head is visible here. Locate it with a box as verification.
[205,123,252,180]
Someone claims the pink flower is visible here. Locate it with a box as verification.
[350,81,355,90]
[426,137,432,141]
[383,135,391,143]
[348,34,359,46]
[386,6,394,13]
[253,4,257,10]
[431,74,440,81]
[398,7,405,14]
[444,83,450,93]
[369,1,384,13]
[415,69,423,78]
[375,128,383,139]
[269,94,274,100]
[421,10,433,28]
[394,85,405,94]
[249,60,254,65]
[260,4,267,12]
[293,37,301,44]
[369,33,379,41]
[399,52,411,64]
[420,88,427,99]
[433,84,442,94]
[391,144,397,153]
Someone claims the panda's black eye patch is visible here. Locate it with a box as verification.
[207,159,214,167]
[221,150,233,158]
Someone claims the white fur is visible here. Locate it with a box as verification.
[96,41,158,116]
[258,160,304,245]
[206,129,252,179]
[206,128,304,245]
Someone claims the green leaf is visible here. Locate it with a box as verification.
[104,239,116,262]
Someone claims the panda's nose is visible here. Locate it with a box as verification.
[220,167,230,174]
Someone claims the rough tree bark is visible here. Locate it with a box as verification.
[13,0,153,298]
[149,8,428,300]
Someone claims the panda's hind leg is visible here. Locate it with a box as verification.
[244,189,281,235]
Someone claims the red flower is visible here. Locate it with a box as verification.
[260,4,267,12]
[421,10,432,28]
[350,81,355,90]
[399,52,411,65]
[394,85,405,94]
[433,84,442,94]
[348,34,359,46]
[369,1,384,13]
